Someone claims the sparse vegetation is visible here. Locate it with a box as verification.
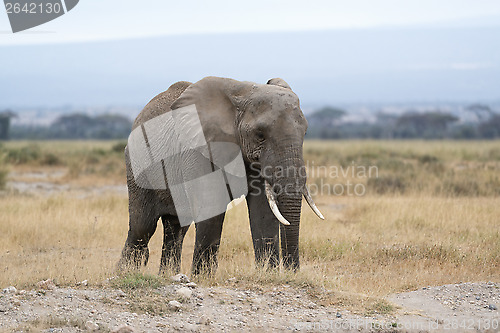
[365,300,395,316]
[18,315,91,332]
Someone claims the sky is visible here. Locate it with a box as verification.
[1,1,500,108]
[1,0,500,45]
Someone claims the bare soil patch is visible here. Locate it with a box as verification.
[1,281,498,332]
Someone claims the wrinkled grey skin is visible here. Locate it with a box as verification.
[118,77,308,274]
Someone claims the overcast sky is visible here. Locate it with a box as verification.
[1,0,500,45]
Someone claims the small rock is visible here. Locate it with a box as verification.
[85,320,99,331]
[489,304,498,310]
[175,323,197,331]
[169,300,182,310]
[37,279,56,290]
[171,274,190,283]
[186,282,197,288]
[197,314,211,325]
[111,325,136,333]
[251,297,263,304]
[11,298,21,307]
[177,287,193,299]
[171,323,184,330]
[104,276,117,285]
[227,277,237,283]
[77,279,88,286]
[2,286,16,294]
[307,301,316,309]
[116,289,126,298]
[336,312,342,318]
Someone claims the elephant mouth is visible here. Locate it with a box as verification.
[264,180,324,225]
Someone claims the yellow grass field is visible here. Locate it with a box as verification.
[0,140,499,307]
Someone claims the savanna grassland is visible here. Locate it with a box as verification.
[0,140,499,310]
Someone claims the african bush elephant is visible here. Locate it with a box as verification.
[118,76,324,274]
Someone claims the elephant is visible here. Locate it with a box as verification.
[118,76,324,275]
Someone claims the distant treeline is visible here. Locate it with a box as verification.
[9,113,133,140]
[306,104,500,139]
[2,104,500,140]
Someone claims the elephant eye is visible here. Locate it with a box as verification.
[256,131,265,140]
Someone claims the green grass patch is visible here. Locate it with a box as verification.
[112,272,165,290]
[365,300,395,316]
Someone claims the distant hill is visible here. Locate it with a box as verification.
[1,26,500,107]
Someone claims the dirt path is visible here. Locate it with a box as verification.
[389,282,499,333]
[1,280,498,332]
[4,170,127,197]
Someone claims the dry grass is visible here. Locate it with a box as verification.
[304,140,500,197]
[0,195,128,287]
[0,140,499,310]
[16,315,94,332]
[0,140,126,186]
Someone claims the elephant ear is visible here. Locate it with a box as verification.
[267,78,292,90]
[170,76,250,144]
[166,77,250,224]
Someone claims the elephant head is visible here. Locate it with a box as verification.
[170,76,324,270]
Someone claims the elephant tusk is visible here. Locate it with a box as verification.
[302,185,325,220]
[264,181,291,226]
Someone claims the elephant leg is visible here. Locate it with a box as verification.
[192,212,225,276]
[160,215,189,274]
[118,213,158,270]
[118,187,159,270]
[246,174,280,269]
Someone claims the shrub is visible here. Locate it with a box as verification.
[112,141,127,153]
[417,154,439,164]
[6,144,41,164]
[367,176,406,194]
[40,152,62,166]
[0,160,7,190]
[438,179,481,197]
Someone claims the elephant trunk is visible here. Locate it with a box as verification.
[262,145,306,271]
[278,191,302,270]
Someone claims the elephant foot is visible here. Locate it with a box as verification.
[281,253,300,272]
[191,261,218,276]
[253,238,280,270]
[159,252,182,276]
[254,253,280,271]
[117,244,150,272]
[192,245,219,276]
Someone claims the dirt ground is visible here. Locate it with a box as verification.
[1,278,499,332]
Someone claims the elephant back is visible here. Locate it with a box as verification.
[132,81,192,130]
